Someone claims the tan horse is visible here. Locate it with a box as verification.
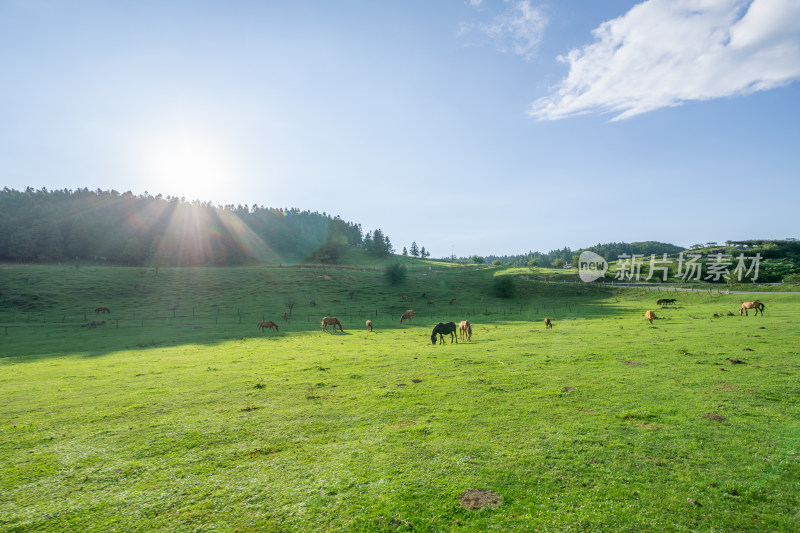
[544,317,552,329]
[400,312,414,323]
[321,317,343,332]
[366,319,373,331]
[281,312,290,321]
[739,301,765,316]
[258,321,279,331]
[405,309,416,317]
[643,310,656,324]
[459,320,472,341]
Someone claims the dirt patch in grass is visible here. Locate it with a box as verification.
[637,423,662,430]
[703,413,726,422]
[622,361,644,365]
[458,489,502,510]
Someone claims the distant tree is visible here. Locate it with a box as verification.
[366,228,393,257]
[8,228,36,261]
[385,262,407,285]
[420,247,430,259]
[410,241,419,257]
[528,258,539,268]
[471,255,485,264]
[552,258,566,269]
[493,275,515,298]
[492,259,502,266]
[402,246,408,256]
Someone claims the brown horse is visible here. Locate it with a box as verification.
[258,321,279,331]
[95,307,110,314]
[739,301,765,316]
[400,312,414,323]
[366,319,373,331]
[426,301,435,307]
[544,317,552,329]
[281,312,290,321]
[321,317,343,332]
[459,320,472,341]
[643,310,656,324]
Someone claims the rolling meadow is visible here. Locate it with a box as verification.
[1,263,799,532]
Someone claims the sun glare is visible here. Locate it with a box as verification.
[144,134,238,204]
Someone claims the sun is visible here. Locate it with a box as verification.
[144,133,238,204]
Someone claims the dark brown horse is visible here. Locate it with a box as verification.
[281,312,290,321]
[258,321,279,331]
[321,317,343,332]
[739,301,765,316]
[95,307,110,314]
[431,322,458,345]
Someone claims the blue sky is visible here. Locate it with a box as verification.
[2,0,799,258]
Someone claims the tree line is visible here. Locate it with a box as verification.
[484,241,684,268]
[0,187,396,266]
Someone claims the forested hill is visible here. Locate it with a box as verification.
[486,241,684,268]
[0,188,380,266]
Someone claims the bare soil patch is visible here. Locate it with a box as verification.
[458,489,502,510]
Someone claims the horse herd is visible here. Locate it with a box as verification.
[642,299,766,324]
[257,311,474,346]
[92,297,767,344]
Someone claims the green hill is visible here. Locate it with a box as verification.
[2,264,799,531]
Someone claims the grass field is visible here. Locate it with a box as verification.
[2,264,799,532]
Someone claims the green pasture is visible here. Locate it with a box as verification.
[1,264,799,532]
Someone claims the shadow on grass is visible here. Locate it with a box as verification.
[0,281,638,362]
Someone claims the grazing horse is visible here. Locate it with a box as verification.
[95,307,110,314]
[431,322,458,345]
[449,298,456,305]
[426,301,435,307]
[739,301,765,316]
[281,312,290,321]
[405,309,416,317]
[658,298,676,305]
[459,320,472,341]
[544,317,552,329]
[643,310,656,324]
[310,300,317,307]
[366,319,373,331]
[258,321,279,331]
[400,312,414,323]
[321,317,343,332]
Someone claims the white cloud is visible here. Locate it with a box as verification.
[530,0,800,121]
[460,1,548,60]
